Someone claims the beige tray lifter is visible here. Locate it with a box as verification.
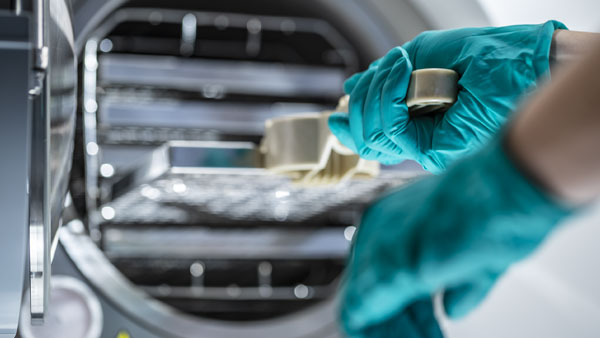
[260,68,458,185]
[261,96,379,185]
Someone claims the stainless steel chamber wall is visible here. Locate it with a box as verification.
[63,1,428,337]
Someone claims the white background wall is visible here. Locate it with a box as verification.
[478,0,600,32]
[408,0,600,32]
[442,204,600,337]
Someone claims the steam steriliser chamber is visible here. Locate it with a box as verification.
[16,0,432,337]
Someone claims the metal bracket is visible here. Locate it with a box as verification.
[28,45,47,96]
[27,0,51,325]
[28,0,48,97]
[28,72,50,325]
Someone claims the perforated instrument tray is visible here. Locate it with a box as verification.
[105,141,420,225]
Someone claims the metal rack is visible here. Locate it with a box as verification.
[74,2,417,329]
[99,54,347,99]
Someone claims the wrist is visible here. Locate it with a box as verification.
[507,37,600,206]
[449,134,572,220]
[550,30,600,69]
[532,20,568,78]
[505,123,581,207]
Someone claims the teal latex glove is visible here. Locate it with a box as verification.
[340,135,573,337]
[329,21,566,173]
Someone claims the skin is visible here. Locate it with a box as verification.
[508,30,600,205]
[550,30,600,67]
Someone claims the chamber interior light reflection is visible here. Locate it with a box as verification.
[344,226,356,241]
[86,142,99,156]
[101,206,116,220]
[100,163,115,178]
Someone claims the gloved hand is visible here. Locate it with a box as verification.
[339,135,573,337]
[329,21,566,173]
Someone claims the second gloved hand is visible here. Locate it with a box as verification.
[340,135,573,337]
[329,21,565,173]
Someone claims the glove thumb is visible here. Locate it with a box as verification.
[328,112,358,153]
[442,272,499,320]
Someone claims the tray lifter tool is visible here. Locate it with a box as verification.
[261,68,459,185]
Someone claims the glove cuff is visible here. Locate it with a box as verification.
[480,134,571,218]
[447,133,573,259]
[533,20,568,78]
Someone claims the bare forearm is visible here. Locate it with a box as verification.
[550,30,600,69]
[508,38,600,205]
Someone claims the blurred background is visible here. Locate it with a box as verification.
[6,0,600,337]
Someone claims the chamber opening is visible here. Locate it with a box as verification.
[69,1,407,325]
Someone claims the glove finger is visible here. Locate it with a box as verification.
[406,297,445,338]
[343,57,384,94]
[368,57,383,69]
[348,68,391,162]
[443,271,500,320]
[416,91,479,173]
[380,49,417,157]
[400,37,420,65]
[357,310,422,338]
[344,71,366,94]
[329,112,398,165]
[328,112,358,154]
[358,298,444,338]
[362,48,411,158]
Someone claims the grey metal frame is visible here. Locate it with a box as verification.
[27,58,50,325]
[82,38,99,220]
[0,11,32,338]
[27,0,51,324]
[18,275,104,338]
[71,0,408,60]
[98,53,347,99]
[87,8,359,71]
[60,225,341,338]
[102,226,350,261]
[1,0,77,329]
